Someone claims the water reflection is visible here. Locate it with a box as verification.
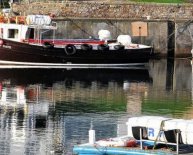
[0,60,192,154]
[144,58,193,119]
[0,68,151,155]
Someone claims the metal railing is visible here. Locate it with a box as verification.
[139,128,180,155]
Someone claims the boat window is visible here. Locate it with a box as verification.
[26,28,34,39]
[8,29,19,39]
[41,29,54,39]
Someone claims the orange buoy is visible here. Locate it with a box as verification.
[0,16,5,23]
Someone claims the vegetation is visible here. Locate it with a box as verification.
[0,0,192,9]
[129,0,187,3]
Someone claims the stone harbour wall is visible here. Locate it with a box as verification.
[11,1,193,20]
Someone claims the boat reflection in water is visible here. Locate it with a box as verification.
[0,67,151,155]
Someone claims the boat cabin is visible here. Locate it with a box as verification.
[0,23,28,42]
[0,15,57,43]
[127,116,193,145]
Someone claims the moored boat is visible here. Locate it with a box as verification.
[0,14,153,67]
[73,116,193,155]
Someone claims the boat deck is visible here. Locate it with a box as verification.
[73,135,193,155]
[74,145,173,155]
[27,39,151,50]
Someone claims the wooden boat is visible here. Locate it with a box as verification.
[73,116,193,155]
[0,14,153,67]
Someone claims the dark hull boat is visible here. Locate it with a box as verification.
[0,39,152,64]
[0,15,153,67]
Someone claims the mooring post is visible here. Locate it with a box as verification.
[140,128,143,150]
[139,26,142,44]
[176,131,179,155]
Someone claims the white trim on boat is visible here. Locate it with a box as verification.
[0,60,147,69]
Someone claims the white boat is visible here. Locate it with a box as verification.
[73,116,193,155]
[127,116,193,145]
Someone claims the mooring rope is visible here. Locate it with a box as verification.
[63,15,97,39]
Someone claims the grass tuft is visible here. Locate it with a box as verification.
[128,0,185,3]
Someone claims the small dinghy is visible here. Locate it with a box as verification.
[73,116,193,155]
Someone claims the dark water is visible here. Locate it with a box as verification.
[0,58,192,155]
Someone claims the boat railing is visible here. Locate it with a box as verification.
[51,21,57,44]
[139,128,180,154]
[32,21,57,45]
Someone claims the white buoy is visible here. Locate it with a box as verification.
[89,129,96,145]
[117,35,132,46]
[98,30,111,40]
[191,49,193,55]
